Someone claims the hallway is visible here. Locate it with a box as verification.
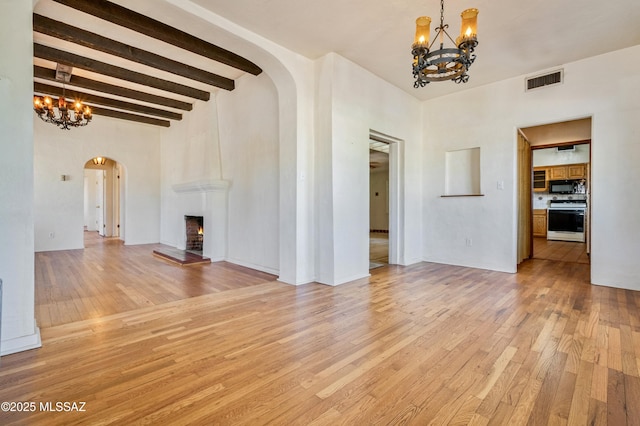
[369,232,388,269]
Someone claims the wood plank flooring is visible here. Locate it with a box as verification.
[1,237,639,424]
[34,232,276,328]
[370,232,389,268]
[533,237,590,264]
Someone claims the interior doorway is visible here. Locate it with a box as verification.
[83,157,124,244]
[517,117,592,271]
[368,130,404,269]
[369,138,389,269]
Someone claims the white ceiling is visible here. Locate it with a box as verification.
[31,0,640,124]
[188,0,640,101]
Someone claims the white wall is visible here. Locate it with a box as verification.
[315,53,423,285]
[533,144,590,166]
[160,74,280,275]
[124,0,314,283]
[217,74,280,274]
[160,98,224,255]
[160,0,316,285]
[34,115,162,251]
[422,46,640,290]
[0,0,39,355]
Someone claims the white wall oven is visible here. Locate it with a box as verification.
[547,199,586,242]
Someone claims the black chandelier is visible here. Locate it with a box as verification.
[33,65,92,130]
[33,85,92,130]
[411,0,478,87]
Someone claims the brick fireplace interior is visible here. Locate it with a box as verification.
[184,215,204,253]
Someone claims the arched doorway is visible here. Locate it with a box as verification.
[83,157,125,242]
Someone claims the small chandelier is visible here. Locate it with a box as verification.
[33,85,92,130]
[412,0,478,87]
[92,157,106,165]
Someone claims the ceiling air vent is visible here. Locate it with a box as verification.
[525,69,563,91]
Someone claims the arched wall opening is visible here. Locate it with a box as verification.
[83,157,125,242]
[158,0,314,284]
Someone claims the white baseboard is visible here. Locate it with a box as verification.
[225,258,279,276]
[318,272,371,286]
[1,326,42,356]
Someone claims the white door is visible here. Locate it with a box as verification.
[96,170,105,236]
[113,166,120,237]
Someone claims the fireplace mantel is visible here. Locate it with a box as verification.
[171,178,230,194]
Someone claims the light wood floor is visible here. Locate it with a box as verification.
[34,232,276,328]
[1,237,639,424]
[370,232,389,267]
[533,237,590,264]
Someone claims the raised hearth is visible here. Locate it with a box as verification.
[153,245,211,266]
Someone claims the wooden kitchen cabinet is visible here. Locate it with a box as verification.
[567,164,586,179]
[533,209,547,237]
[548,163,586,180]
[533,167,548,192]
[549,166,568,180]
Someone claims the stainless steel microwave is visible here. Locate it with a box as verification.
[548,179,579,194]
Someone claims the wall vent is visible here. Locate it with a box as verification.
[525,69,563,91]
[557,145,575,152]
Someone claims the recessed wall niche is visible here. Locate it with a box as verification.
[444,147,482,196]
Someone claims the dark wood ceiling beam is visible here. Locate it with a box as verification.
[51,0,262,76]
[34,14,234,91]
[34,82,182,120]
[34,66,192,111]
[34,43,210,101]
[89,105,170,127]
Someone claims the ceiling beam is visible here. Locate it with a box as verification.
[34,66,193,111]
[34,43,211,101]
[34,82,182,121]
[52,0,262,76]
[34,14,235,91]
[89,105,171,127]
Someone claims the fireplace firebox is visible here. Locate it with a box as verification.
[184,215,203,253]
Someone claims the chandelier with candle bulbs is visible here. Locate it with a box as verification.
[412,0,478,87]
[34,87,92,130]
[33,65,92,130]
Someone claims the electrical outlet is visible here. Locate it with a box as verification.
[465,237,472,246]
[497,180,505,190]
[49,232,55,239]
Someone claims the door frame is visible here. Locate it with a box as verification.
[516,117,592,278]
[369,130,404,265]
